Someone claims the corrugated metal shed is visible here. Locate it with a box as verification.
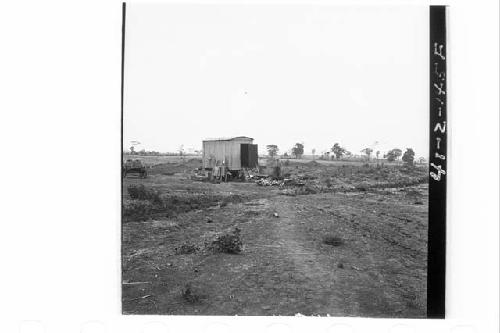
[202,136,257,170]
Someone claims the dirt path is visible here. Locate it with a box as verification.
[264,196,351,315]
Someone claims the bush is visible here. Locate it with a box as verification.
[127,184,163,205]
[122,199,153,221]
[211,228,243,254]
[323,235,344,246]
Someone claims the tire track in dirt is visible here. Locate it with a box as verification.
[258,195,357,316]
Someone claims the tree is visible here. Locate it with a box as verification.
[331,143,346,159]
[266,145,279,158]
[386,148,403,162]
[361,147,373,160]
[402,148,415,166]
[292,143,304,159]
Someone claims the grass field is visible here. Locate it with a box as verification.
[121,156,428,317]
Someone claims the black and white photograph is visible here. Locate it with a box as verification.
[121,3,442,318]
[1,0,500,331]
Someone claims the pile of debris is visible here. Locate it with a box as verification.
[254,174,309,186]
[256,178,284,186]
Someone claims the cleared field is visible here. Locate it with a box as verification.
[122,159,428,317]
[123,154,413,168]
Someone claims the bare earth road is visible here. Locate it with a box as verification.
[122,178,427,317]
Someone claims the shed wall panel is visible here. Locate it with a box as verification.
[202,138,253,170]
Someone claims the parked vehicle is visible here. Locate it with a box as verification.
[123,159,147,178]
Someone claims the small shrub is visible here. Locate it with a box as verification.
[127,184,163,205]
[220,194,243,207]
[122,199,153,221]
[324,177,332,188]
[175,243,199,255]
[211,228,243,254]
[181,283,201,303]
[355,184,368,191]
[405,189,421,197]
[323,235,344,247]
[300,185,318,195]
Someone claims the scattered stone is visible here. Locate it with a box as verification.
[273,212,279,218]
[206,218,213,223]
[337,262,344,269]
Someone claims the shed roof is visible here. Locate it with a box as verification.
[203,136,253,142]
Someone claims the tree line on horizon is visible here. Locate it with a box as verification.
[266,143,421,166]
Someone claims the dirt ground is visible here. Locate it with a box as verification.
[122,157,428,317]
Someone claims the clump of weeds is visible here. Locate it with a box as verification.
[323,235,344,247]
[210,227,243,254]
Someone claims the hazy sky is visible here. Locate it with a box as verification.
[124,4,429,157]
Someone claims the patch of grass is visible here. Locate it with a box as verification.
[175,243,199,255]
[244,210,260,217]
[181,283,201,303]
[404,189,422,197]
[127,184,163,205]
[322,235,344,247]
[293,184,319,195]
[211,228,243,254]
[355,184,368,191]
[220,194,244,207]
[161,194,222,216]
[122,199,153,221]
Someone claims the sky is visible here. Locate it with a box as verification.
[123,4,429,158]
